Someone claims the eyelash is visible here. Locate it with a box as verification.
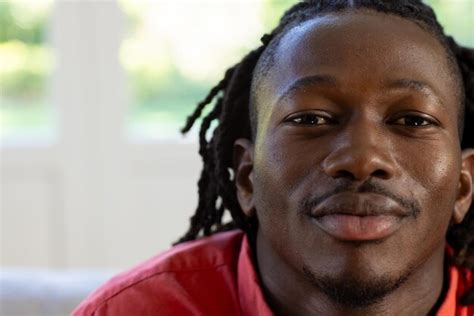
[284,113,439,128]
[390,115,438,127]
[284,113,334,125]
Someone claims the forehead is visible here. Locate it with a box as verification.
[255,10,458,126]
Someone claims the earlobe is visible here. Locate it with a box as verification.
[233,138,256,218]
[453,148,474,224]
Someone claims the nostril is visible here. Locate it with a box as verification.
[334,170,356,180]
[372,169,388,179]
[323,152,396,181]
[331,169,389,180]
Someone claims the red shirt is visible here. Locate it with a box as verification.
[74,230,473,316]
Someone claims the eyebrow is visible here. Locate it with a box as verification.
[387,79,442,103]
[275,75,444,108]
[276,74,338,105]
[386,78,445,109]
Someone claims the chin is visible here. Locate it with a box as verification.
[302,264,412,308]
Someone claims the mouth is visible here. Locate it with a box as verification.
[309,192,410,242]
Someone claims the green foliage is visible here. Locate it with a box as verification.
[0,1,51,101]
[262,0,297,29]
[0,2,48,44]
[1,67,44,99]
[428,0,474,47]
[0,42,51,100]
[128,63,208,107]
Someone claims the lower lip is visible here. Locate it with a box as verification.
[313,214,403,241]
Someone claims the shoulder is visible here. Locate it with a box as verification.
[457,265,474,312]
[73,230,245,316]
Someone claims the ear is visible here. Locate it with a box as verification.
[452,148,474,224]
[233,138,256,218]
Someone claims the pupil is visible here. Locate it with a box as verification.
[305,115,317,124]
[406,116,424,126]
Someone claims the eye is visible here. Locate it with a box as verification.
[284,112,334,126]
[391,114,438,127]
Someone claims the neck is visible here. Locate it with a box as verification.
[255,231,447,316]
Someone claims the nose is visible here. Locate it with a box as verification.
[322,122,397,181]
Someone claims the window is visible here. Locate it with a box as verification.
[428,0,474,47]
[2,0,470,145]
[0,0,54,145]
[119,0,294,141]
[119,0,473,142]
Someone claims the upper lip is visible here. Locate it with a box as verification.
[310,192,410,218]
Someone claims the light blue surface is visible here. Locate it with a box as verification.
[0,268,118,316]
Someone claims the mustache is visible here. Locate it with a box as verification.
[302,180,421,218]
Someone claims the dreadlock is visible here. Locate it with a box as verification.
[177,0,474,305]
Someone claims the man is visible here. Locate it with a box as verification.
[74,0,474,315]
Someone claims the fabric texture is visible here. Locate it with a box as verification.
[73,230,473,316]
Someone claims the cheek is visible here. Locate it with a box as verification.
[255,134,323,187]
[400,142,461,236]
[253,137,323,265]
[412,149,458,202]
[254,134,318,202]
[252,137,309,232]
[253,139,291,212]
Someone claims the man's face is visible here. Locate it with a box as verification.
[234,10,472,306]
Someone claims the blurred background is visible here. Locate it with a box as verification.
[0,0,472,315]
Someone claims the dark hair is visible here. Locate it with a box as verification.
[177,0,474,304]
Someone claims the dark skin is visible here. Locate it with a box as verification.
[234,10,474,316]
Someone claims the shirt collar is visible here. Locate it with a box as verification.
[237,234,274,316]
